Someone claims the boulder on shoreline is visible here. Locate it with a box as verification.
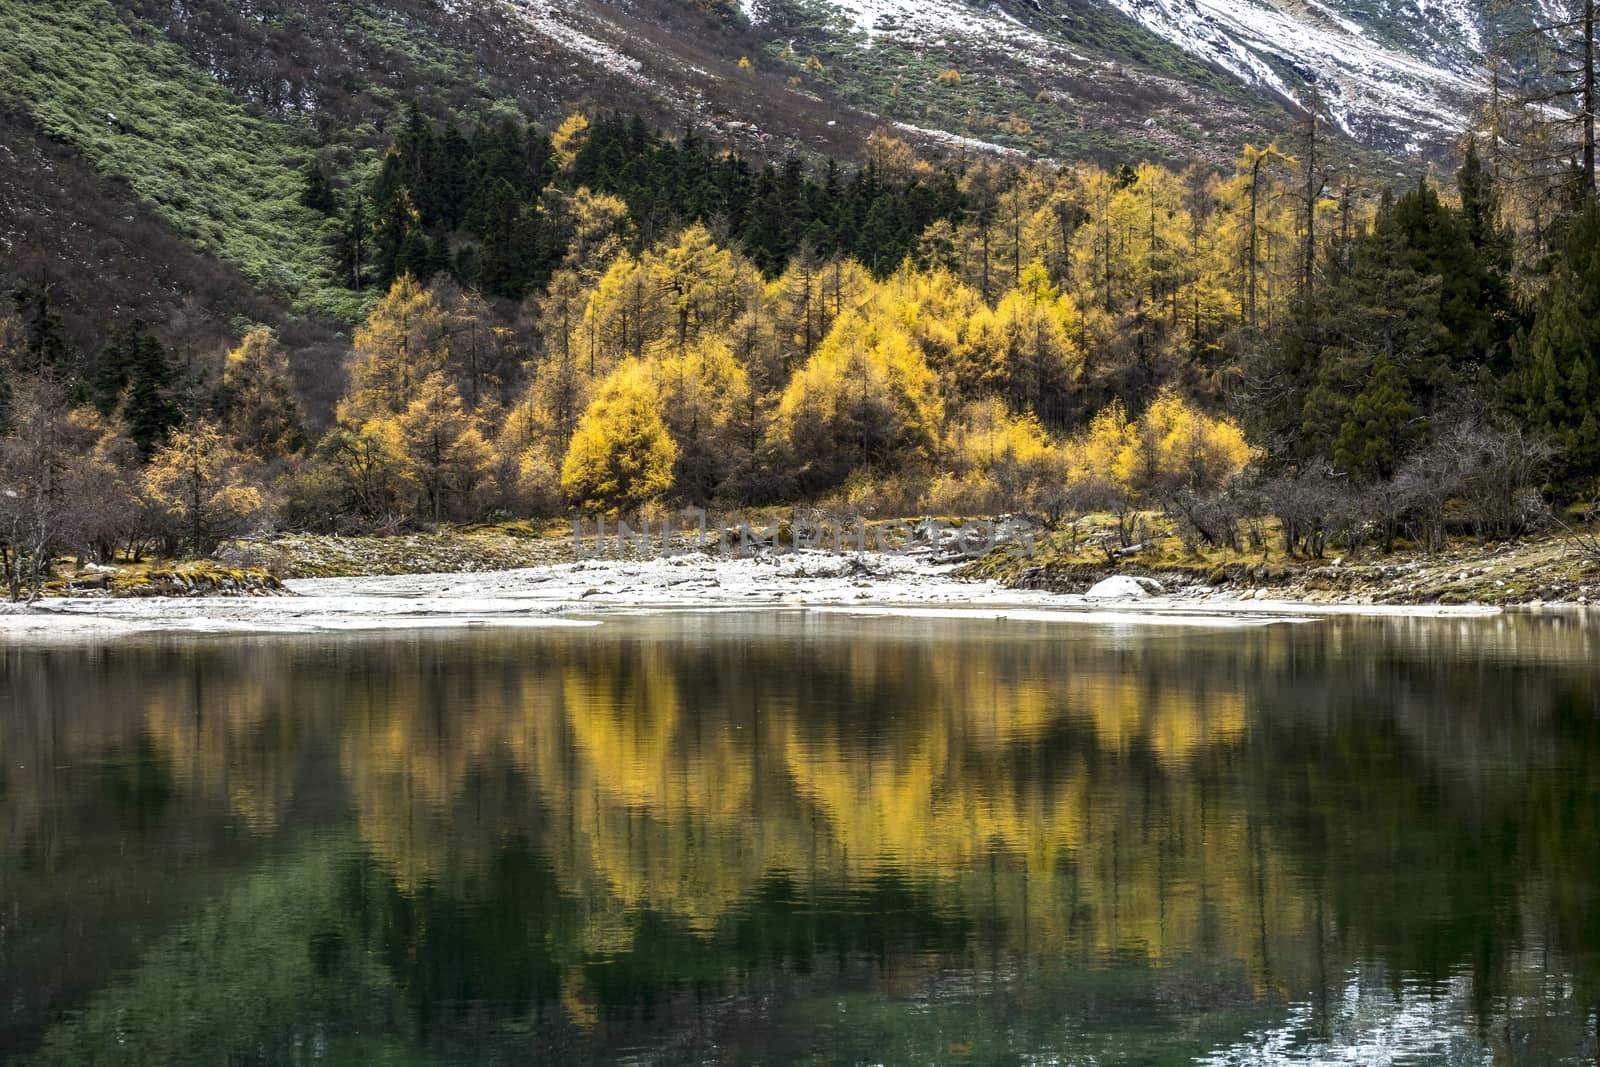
[1084,575,1163,600]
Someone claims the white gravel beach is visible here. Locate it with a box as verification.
[0,551,1502,638]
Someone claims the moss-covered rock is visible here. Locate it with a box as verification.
[50,564,288,599]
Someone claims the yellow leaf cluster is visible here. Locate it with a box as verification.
[560,360,678,515]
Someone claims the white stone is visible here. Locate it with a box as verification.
[1084,576,1160,600]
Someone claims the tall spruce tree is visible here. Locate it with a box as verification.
[1520,203,1600,492]
[1296,190,1449,466]
[11,279,70,376]
[1333,354,1419,480]
[94,324,180,458]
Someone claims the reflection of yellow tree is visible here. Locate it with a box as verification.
[9,625,1590,994]
[773,661,1290,978]
[336,646,555,893]
[12,647,307,836]
[0,628,1489,1006]
[525,647,814,941]
[7,621,1598,1051]
[0,632,1297,985]
[142,674,297,834]
[1071,673,1247,764]
[490,633,1296,986]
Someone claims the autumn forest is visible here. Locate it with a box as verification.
[3,103,1599,595]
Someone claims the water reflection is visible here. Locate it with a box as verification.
[1,613,1598,1063]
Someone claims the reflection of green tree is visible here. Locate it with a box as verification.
[1237,668,1600,1044]
[770,963,1272,1067]
[31,838,424,1066]
[367,842,570,1049]
[1519,690,1600,1033]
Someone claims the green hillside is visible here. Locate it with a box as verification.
[0,0,363,317]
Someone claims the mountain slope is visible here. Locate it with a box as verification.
[0,0,1293,340]
[0,0,1531,358]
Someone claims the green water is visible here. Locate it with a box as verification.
[1,612,1597,1064]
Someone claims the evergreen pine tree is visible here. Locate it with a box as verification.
[1520,207,1600,491]
[11,280,70,375]
[95,325,180,458]
[299,160,339,215]
[1334,354,1419,480]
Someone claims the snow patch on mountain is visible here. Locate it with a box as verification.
[1101,0,1484,141]
[1416,0,1485,56]
[891,121,1030,157]
[492,0,646,81]
[739,0,1494,151]
[742,0,1087,64]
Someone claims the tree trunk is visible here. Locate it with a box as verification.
[1585,0,1596,195]
[1248,157,1261,331]
[1302,109,1319,307]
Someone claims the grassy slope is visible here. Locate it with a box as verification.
[0,0,360,319]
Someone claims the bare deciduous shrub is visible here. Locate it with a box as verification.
[1167,484,1248,552]
[1439,420,1553,541]
[1261,469,1343,558]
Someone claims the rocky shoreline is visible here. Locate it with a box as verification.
[0,551,1511,641]
[12,523,1600,610]
[963,529,1600,608]
[42,564,288,599]
[240,525,1600,608]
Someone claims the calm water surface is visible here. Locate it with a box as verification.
[1,612,1598,1064]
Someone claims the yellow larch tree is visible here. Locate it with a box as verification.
[934,397,1065,514]
[654,336,752,503]
[551,112,590,171]
[394,373,494,522]
[1131,388,1253,495]
[144,419,268,553]
[560,359,678,514]
[340,274,450,424]
[558,187,634,282]
[1218,143,1297,333]
[777,310,943,487]
[220,327,303,461]
[959,261,1085,423]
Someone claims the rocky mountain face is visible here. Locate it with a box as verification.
[730,0,1548,157]
[466,0,1292,164]
[462,0,1555,165]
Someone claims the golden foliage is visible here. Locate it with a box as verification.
[551,112,590,170]
[1134,387,1253,492]
[315,159,1295,520]
[957,264,1084,418]
[654,335,752,501]
[560,359,678,514]
[144,419,268,550]
[340,274,449,424]
[1059,390,1252,518]
[221,327,303,460]
[777,309,943,481]
[393,373,494,521]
